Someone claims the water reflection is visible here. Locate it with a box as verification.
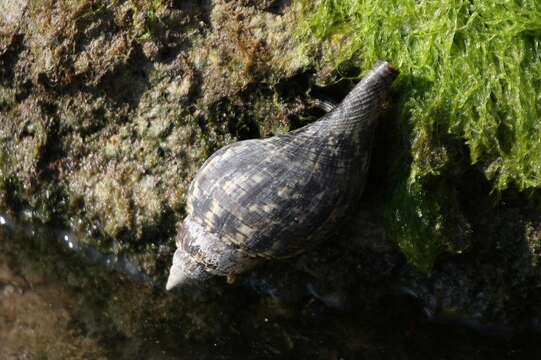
[0,212,538,359]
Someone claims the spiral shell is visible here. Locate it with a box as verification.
[166,61,398,290]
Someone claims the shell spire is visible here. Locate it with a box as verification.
[330,61,399,129]
[166,61,399,291]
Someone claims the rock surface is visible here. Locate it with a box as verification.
[1,1,541,358]
[0,0,311,276]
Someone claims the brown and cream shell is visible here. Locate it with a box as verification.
[166,61,399,290]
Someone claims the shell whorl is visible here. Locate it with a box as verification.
[330,61,399,129]
[166,61,399,290]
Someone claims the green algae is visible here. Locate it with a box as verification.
[298,0,541,271]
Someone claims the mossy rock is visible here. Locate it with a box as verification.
[0,0,310,276]
[298,0,541,271]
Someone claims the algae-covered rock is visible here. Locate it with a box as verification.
[298,0,541,272]
[0,0,309,277]
[296,0,541,336]
[2,1,541,357]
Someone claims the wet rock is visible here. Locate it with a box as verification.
[0,0,309,276]
[0,0,27,30]
[0,248,107,359]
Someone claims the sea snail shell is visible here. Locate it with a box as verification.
[166,61,399,290]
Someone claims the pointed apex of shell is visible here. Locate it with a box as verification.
[165,262,190,291]
[373,60,400,81]
[352,60,399,94]
[340,60,399,104]
[165,248,210,291]
[329,61,399,128]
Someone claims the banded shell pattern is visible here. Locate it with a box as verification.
[166,61,399,290]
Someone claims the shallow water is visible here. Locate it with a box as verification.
[0,212,539,359]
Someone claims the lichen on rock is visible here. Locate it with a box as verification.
[0,0,312,277]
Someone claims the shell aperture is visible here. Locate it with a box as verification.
[166,61,399,290]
